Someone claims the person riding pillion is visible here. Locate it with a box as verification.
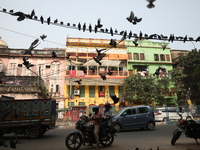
[101,103,114,138]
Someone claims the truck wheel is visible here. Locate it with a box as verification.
[28,127,41,139]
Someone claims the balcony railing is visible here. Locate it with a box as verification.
[66,70,128,77]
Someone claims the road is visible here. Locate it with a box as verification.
[1,124,200,150]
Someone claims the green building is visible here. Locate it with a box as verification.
[125,39,177,106]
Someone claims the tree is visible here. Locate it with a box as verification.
[170,69,187,104]
[122,74,170,105]
[179,49,200,100]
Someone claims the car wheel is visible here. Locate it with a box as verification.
[113,123,121,132]
[28,127,41,139]
[163,117,168,122]
[147,122,155,131]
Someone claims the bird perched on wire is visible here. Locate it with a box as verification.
[74,79,82,84]
[146,0,156,9]
[110,94,119,104]
[66,53,71,59]
[96,18,103,28]
[109,39,117,47]
[11,11,29,21]
[24,38,40,56]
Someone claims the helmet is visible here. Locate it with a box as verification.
[92,106,99,112]
[105,103,111,109]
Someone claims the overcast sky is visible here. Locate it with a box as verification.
[0,0,200,51]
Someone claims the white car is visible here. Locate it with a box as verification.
[153,107,193,122]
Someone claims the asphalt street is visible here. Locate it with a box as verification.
[1,124,200,150]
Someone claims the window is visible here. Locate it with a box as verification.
[134,53,139,60]
[68,65,76,70]
[79,86,85,97]
[56,85,59,92]
[166,54,170,61]
[138,107,148,113]
[140,53,145,60]
[128,53,132,60]
[109,86,115,95]
[79,102,85,106]
[38,64,45,77]
[51,61,60,76]
[160,54,165,61]
[154,54,159,61]
[89,86,95,97]
[68,102,74,106]
[99,86,105,97]
[8,63,16,75]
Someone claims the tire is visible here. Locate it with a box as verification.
[100,132,114,147]
[65,133,82,150]
[163,117,168,122]
[113,123,121,132]
[147,122,155,131]
[28,127,41,139]
[171,130,182,145]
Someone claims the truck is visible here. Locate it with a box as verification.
[0,97,57,139]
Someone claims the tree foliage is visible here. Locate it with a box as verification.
[179,49,200,99]
[122,74,170,105]
[170,68,187,104]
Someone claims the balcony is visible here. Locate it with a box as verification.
[65,70,128,78]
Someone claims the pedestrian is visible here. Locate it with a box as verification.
[89,106,102,150]
[101,103,113,139]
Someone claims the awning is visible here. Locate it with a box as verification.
[83,59,121,67]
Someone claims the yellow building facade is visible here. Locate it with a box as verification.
[64,37,128,110]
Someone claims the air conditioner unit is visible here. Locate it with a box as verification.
[74,89,80,95]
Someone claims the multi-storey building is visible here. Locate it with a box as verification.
[126,39,177,106]
[64,37,128,117]
[0,37,66,119]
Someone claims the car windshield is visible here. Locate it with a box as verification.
[114,107,126,116]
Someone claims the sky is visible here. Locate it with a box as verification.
[0,0,200,51]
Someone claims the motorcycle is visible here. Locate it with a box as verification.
[65,115,118,150]
[171,112,200,145]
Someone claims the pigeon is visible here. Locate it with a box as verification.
[74,79,82,84]
[78,22,81,30]
[51,51,57,58]
[47,17,51,25]
[110,27,113,36]
[109,39,117,47]
[96,18,103,28]
[30,9,35,19]
[66,53,70,59]
[110,94,119,104]
[24,38,40,56]
[89,24,92,32]
[107,68,113,75]
[83,23,86,32]
[132,16,142,25]
[54,19,58,24]
[40,16,44,24]
[183,35,187,43]
[11,11,27,21]
[99,74,106,80]
[10,139,17,149]
[93,53,105,65]
[147,0,156,9]
[40,34,47,40]
[96,48,106,54]
[126,11,134,23]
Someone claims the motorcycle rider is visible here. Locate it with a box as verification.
[101,103,113,139]
[89,105,102,150]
